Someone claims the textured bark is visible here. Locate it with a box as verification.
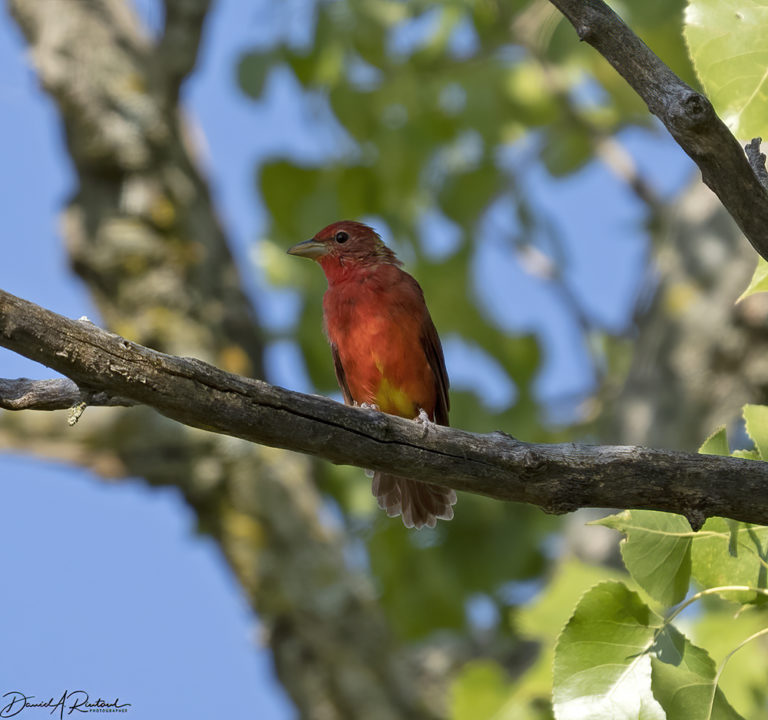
[549,0,768,262]
[2,287,767,532]
[5,2,437,718]
[0,377,136,411]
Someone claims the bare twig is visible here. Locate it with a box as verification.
[549,0,768,261]
[1,287,767,530]
[0,377,136,411]
[746,138,768,191]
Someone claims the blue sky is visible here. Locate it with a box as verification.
[0,1,694,718]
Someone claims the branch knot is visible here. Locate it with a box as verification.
[668,90,713,135]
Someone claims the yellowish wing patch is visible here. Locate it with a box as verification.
[375,376,417,418]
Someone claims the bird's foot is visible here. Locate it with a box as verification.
[414,407,436,438]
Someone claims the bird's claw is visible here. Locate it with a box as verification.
[414,407,435,438]
[355,401,381,411]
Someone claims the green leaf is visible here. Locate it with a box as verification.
[595,510,692,606]
[651,624,743,720]
[632,0,699,88]
[554,582,743,720]
[553,582,666,719]
[736,256,768,302]
[698,425,729,456]
[451,660,512,720]
[438,162,504,226]
[694,607,768,717]
[515,559,627,701]
[540,123,593,176]
[237,51,275,99]
[367,498,553,640]
[743,403,768,459]
[518,559,625,640]
[684,0,768,138]
[368,519,465,639]
[691,517,768,604]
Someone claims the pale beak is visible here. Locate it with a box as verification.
[287,238,328,260]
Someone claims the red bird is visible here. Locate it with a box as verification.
[288,220,456,529]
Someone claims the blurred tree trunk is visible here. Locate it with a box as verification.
[600,180,768,451]
[566,178,768,567]
[3,2,438,718]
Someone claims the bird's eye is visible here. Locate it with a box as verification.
[335,231,348,244]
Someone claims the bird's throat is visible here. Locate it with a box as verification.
[318,255,378,286]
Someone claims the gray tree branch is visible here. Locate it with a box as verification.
[2,287,765,531]
[0,378,135,411]
[549,0,768,261]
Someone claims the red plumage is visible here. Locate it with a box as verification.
[288,220,456,528]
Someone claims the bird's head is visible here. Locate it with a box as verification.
[287,221,401,273]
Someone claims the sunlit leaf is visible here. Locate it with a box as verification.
[554,582,742,719]
[742,403,768,460]
[684,0,768,138]
[596,510,692,606]
[553,582,666,720]
[691,517,768,604]
[518,560,626,640]
[736,256,768,303]
[504,63,560,127]
[451,660,512,720]
[651,624,743,720]
[515,559,627,701]
[698,425,729,456]
[693,607,768,717]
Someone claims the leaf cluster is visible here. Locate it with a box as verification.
[448,405,768,718]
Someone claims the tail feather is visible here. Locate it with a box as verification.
[372,472,457,529]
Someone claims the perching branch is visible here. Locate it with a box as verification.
[549,0,768,262]
[2,287,767,531]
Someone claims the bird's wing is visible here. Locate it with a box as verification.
[421,318,450,426]
[331,342,354,406]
